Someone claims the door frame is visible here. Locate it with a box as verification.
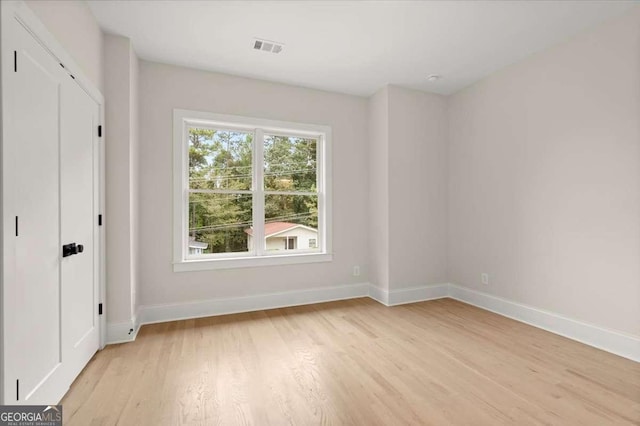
[0,0,106,404]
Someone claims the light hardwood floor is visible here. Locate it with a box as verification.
[61,298,640,425]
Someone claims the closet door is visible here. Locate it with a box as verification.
[3,20,69,404]
[60,77,100,385]
[3,17,101,405]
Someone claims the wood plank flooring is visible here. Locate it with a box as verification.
[61,298,640,425]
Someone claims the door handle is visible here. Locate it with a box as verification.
[62,243,84,257]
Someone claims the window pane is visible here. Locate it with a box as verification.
[189,128,252,191]
[263,194,318,252]
[188,193,252,255]
[264,135,317,192]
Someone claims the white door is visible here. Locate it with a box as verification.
[60,74,101,386]
[3,18,100,405]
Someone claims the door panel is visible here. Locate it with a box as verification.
[60,78,100,380]
[4,20,67,404]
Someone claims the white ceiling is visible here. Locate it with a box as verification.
[88,1,635,97]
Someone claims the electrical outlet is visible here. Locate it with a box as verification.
[481,273,489,285]
[353,266,360,277]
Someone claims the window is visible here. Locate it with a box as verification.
[173,110,332,271]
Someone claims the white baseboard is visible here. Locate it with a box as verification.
[448,284,640,363]
[137,282,370,326]
[106,316,139,345]
[387,284,449,306]
[368,285,389,305]
[367,283,449,306]
[108,281,640,362]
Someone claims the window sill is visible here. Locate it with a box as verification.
[173,252,333,272]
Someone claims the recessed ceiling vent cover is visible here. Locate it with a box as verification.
[253,38,284,54]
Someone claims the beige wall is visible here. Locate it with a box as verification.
[138,61,368,305]
[104,34,139,324]
[388,86,448,288]
[367,86,448,292]
[24,0,103,92]
[367,87,390,291]
[447,9,640,336]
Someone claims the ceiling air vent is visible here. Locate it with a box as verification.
[253,38,284,54]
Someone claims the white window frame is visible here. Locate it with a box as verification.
[173,109,332,271]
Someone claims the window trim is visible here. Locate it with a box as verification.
[173,109,332,272]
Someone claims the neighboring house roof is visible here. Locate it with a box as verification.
[245,222,317,238]
[188,237,208,249]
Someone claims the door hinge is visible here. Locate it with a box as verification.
[98,214,103,226]
[15,216,18,236]
[99,303,103,315]
[16,379,19,401]
[14,51,17,72]
[98,125,102,137]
